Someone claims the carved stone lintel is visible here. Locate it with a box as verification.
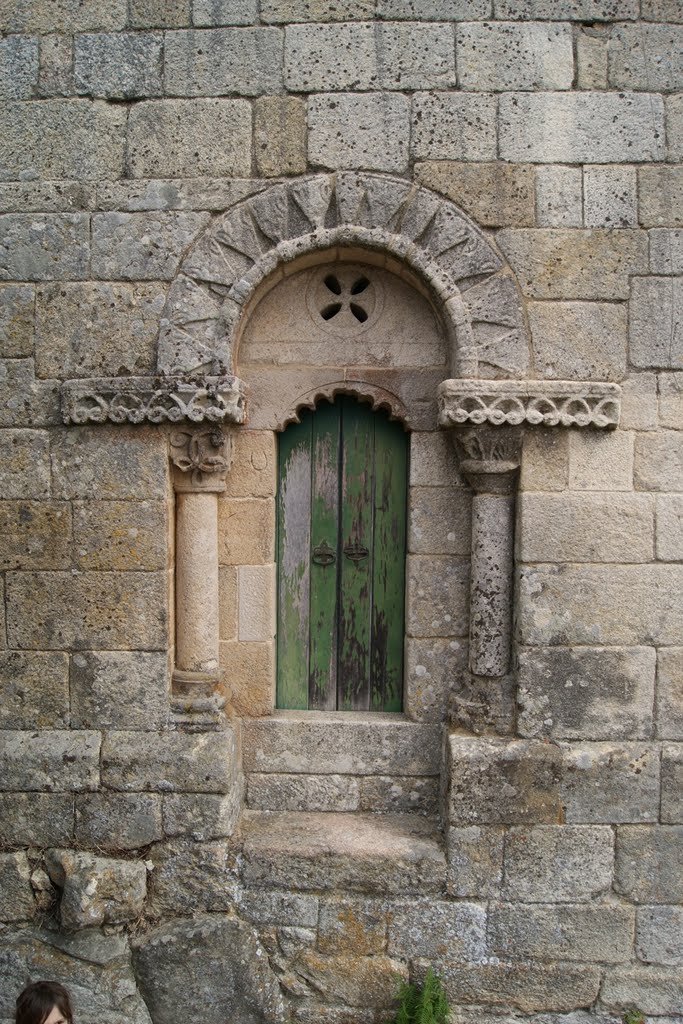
[61,375,247,426]
[170,427,232,493]
[439,379,621,430]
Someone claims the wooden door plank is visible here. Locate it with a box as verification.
[309,401,340,710]
[338,398,374,710]
[371,415,407,712]
[276,412,312,710]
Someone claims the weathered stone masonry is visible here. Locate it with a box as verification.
[1,2,683,1023]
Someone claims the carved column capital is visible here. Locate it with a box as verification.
[170,426,232,493]
[451,425,522,496]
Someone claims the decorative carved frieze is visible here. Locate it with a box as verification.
[439,379,621,430]
[170,427,232,493]
[61,376,247,426]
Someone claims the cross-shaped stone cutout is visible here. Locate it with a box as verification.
[320,273,371,324]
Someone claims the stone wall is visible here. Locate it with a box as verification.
[1,1,682,1023]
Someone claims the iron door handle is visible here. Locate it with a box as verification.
[312,540,336,566]
[343,542,369,564]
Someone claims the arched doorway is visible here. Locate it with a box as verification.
[277,396,408,712]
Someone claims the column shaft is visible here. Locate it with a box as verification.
[469,492,515,677]
[175,491,220,677]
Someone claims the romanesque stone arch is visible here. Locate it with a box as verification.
[156,171,531,382]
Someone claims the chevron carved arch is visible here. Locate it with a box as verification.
[156,172,531,382]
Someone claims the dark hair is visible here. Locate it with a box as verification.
[15,981,73,1024]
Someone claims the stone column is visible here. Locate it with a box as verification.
[170,427,231,691]
[453,426,521,679]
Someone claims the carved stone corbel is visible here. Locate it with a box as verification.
[452,425,522,679]
[170,427,232,692]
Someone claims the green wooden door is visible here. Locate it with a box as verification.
[277,397,407,712]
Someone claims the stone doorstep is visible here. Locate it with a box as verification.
[241,711,443,778]
[239,810,446,896]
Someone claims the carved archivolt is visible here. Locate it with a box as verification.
[157,172,531,382]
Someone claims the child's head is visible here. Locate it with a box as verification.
[15,981,73,1024]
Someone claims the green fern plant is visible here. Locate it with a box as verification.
[394,968,450,1024]
[623,1011,645,1024]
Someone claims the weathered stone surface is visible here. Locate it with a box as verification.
[410,431,462,487]
[242,810,446,894]
[408,486,470,556]
[238,564,276,642]
[0,928,152,1024]
[0,793,74,847]
[0,651,69,728]
[129,0,190,27]
[667,92,683,160]
[292,952,407,1009]
[38,32,74,97]
[102,729,237,793]
[650,229,683,275]
[643,0,683,18]
[387,899,486,960]
[520,429,569,492]
[576,27,609,90]
[248,773,360,812]
[536,165,582,227]
[560,742,660,824]
[427,960,601,1013]
[308,93,410,172]
[657,649,683,740]
[616,825,683,902]
[449,737,563,826]
[133,914,285,1024]
[0,730,100,792]
[70,650,168,730]
[0,501,70,571]
[518,564,683,646]
[661,744,683,823]
[517,646,655,741]
[415,160,534,228]
[639,166,683,227]
[494,0,637,15]
[97,177,262,212]
[503,825,614,902]
[0,358,59,427]
[218,496,275,563]
[73,500,167,572]
[567,430,633,491]
[239,889,319,929]
[243,715,441,776]
[659,371,683,428]
[162,791,241,840]
[286,22,454,91]
[221,639,274,717]
[0,100,125,181]
[584,165,637,229]
[74,32,162,98]
[0,852,34,922]
[45,849,146,930]
[51,426,168,499]
[406,555,469,637]
[165,27,282,95]
[317,896,387,954]
[193,0,258,24]
[35,281,163,379]
[75,792,163,850]
[412,92,497,161]
[630,277,683,368]
[7,571,167,650]
[359,775,438,814]
[91,211,209,280]
[0,214,89,281]
[602,965,683,1015]
[657,494,683,560]
[0,430,49,499]
[0,180,94,212]
[405,637,467,723]
[128,99,252,178]
[498,229,647,300]
[149,838,240,914]
[0,285,34,358]
[447,826,504,898]
[457,21,572,90]
[637,905,683,965]
[608,23,683,92]
[225,430,277,498]
[263,0,374,18]
[490,902,634,963]
[635,431,683,491]
[0,35,38,99]
[518,493,653,562]
[0,0,127,32]
[620,371,658,431]
[499,92,665,163]
[255,96,306,177]
[379,0,490,14]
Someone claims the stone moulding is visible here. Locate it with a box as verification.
[438,379,622,430]
[61,375,247,425]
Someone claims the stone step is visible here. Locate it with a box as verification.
[239,810,446,895]
[246,770,439,814]
[241,712,443,777]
